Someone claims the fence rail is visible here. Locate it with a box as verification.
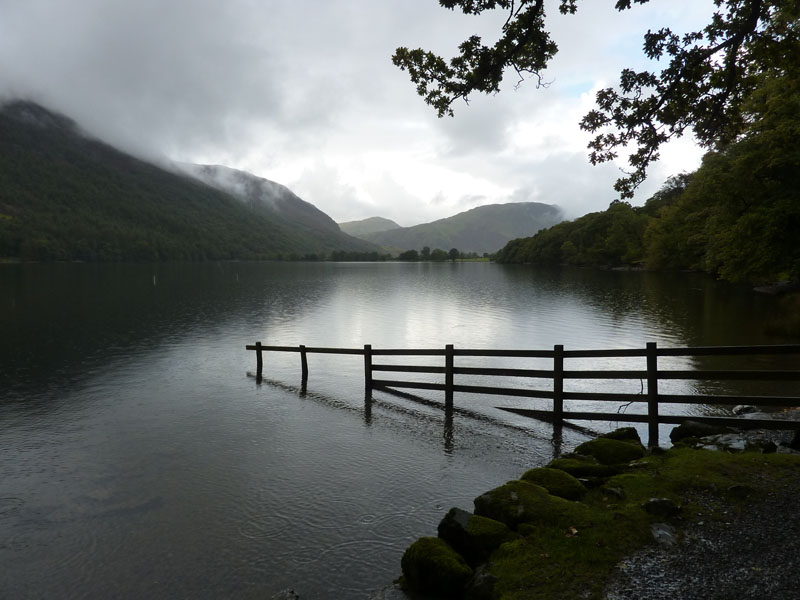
[245,341,800,445]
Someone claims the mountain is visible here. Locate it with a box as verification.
[355,202,563,254]
[338,216,401,237]
[178,163,350,237]
[0,100,376,261]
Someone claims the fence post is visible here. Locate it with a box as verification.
[300,345,308,383]
[255,341,263,382]
[646,341,659,446]
[364,344,373,392]
[553,344,564,427]
[445,344,454,408]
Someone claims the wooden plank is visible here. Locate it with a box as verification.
[554,345,564,426]
[497,407,650,423]
[563,370,648,379]
[445,344,454,407]
[371,348,446,356]
[562,391,646,402]
[364,344,373,392]
[498,409,800,431]
[453,349,554,358]
[657,370,800,381]
[453,367,553,378]
[563,348,648,358]
[452,384,555,399]
[371,364,446,374]
[302,347,365,355]
[647,342,659,446]
[657,344,800,357]
[372,379,447,391]
[300,345,308,382]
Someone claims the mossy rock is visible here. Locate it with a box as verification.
[438,507,514,566]
[600,427,644,447]
[473,480,579,530]
[548,454,621,478]
[520,467,587,500]
[401,537,473,597]
[574,438,645,465]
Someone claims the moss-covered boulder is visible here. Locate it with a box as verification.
[401,537,473,597]
[600,427,644,447]
[520,467,586,500]
[547,454,621,478]
[473,480,578,530]
[574,437,645,465]
[438,507,514,566]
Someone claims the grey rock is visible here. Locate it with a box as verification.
[369,583,410,600]
[602,486,627,501]
[651,523,678,547]
[670,421,734,443]
[270,591,300,600]
[465,563,498,600]
[697,433,779,454]
[733,405,758,415]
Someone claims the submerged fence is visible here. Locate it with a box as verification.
[245,342,800,445]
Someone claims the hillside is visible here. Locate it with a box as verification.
[358,202,562,254]
[0,101,375,261]
[338,216,401,237]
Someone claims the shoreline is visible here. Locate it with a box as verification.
[396,424,800,599]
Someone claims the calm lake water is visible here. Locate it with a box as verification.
[1,261,796,599]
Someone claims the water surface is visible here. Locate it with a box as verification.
[0,262,795,598]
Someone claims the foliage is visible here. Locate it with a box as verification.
[398,249,420,261]
[394,0,797,196]
[644,57,800,283]
[495,58,800,285]
[494,199,652,268]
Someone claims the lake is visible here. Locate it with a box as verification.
[0,261,796,599]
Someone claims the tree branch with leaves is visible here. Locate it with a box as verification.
[393,0,794,197]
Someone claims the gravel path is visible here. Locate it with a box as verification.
[605,440,800,600]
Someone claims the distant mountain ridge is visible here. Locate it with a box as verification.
[0,100,375,261]
[338,216,401,237]
[353,202,563,254]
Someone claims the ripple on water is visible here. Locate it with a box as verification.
[0,497,23,515]
[237,512,295,540]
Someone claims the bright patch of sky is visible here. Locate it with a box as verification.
[0,0,713,226]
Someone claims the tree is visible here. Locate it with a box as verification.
[398,249,420,260]
[393,1,798,197]
[420,245,431,260]
[449,247,460,261]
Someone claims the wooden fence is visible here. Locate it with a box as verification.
[245,341,800,445]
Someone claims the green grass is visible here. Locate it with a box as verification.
[486,448,800,600]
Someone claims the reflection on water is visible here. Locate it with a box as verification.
[0,262,797,599]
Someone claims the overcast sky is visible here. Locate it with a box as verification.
[1,0,714,225]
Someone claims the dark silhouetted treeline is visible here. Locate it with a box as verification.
[496,70,800,285]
